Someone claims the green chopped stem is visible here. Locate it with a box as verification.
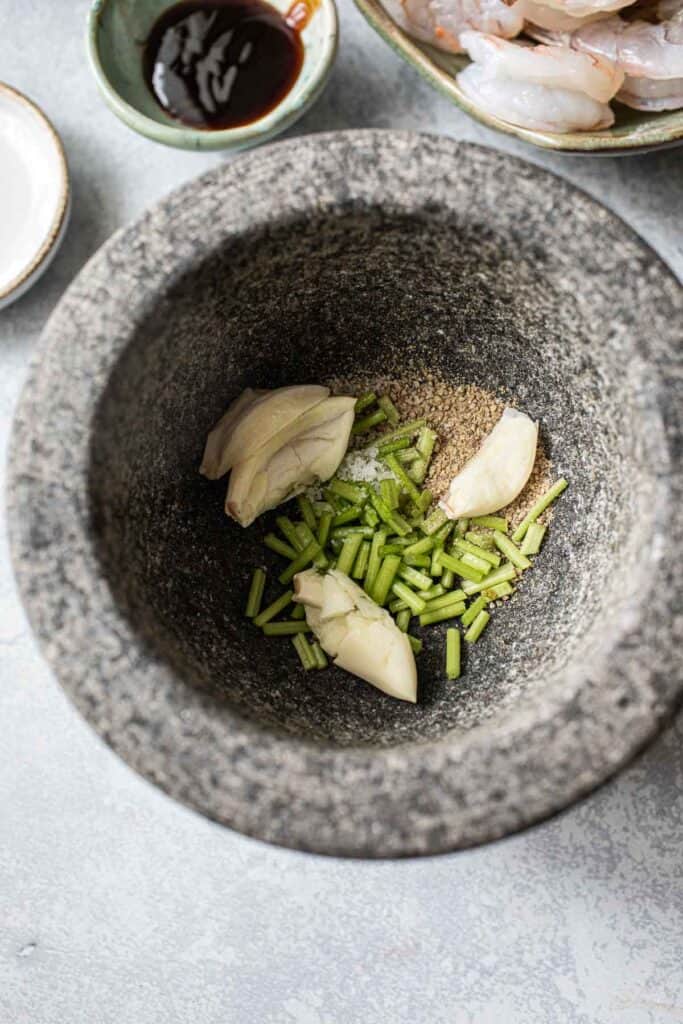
[377,436,411,457]
[245,568,266,618]
[352,409,387,434]
[437,551,485,583]
[381,543,408,556]
[462,563,516,596]
[399,565,433,591]
[403,535,435,557]
[417,584,446,600]
[311,641,328,669]
[441,569,455,588]
[322,488,349,512]
[389,597,409,613]
[391,581,427,615]
[493,531,531,570]
[380,477,400,511]
[332,505,362,527]
[396,447,421,464]
[362,505,380,528]
[378,395,400,425]
[264,534,298,560]
[419,602,466,627]
[512,478,568,543]
[331,525,375,540]
[337,534,364,576]
[296,494,317,529]
[279,539,322,584]
[416,427,437,463]
[408,635,422,655]
[430,547,443,578]
[291,603,306,620]
[434,522,454,546]
[454,538,501,567]
[472,515,508,533]
[424,590,467,613]
[277,516,304,552]
[408,458,427,484]
[352,540,370,580]
[465,530,496,550]
[292,633,316,669]
[354,391,377,414]
[369,489,411,537]
[417,489,433,513]
[464,609,490,643]
[371,554,402,606]
[328,478,367,506]
[396,609,411,633]
[455,518,469,537]
[446,628,461,680]
[460,595,487,627]
[460,550,493,574]
[253,589,294,627]
[485,581,514,600]
[384,453,422,506]
[263,620,311,636]
[364,529,386,595]
[317,511,333,550]
[379,418,427,444]
[420,507,448,536]
[296,522,328,569]
[403,553,431,569]
[520,522,547,556]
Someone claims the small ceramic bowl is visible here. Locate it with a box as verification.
[86,0,338,151]
[8,132,682,858]
[354,0,683,155]
[0,84,70,310]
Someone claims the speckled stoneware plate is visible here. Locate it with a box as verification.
[87,0,337,151]
[8,131,682,857]
[354,0,683,155]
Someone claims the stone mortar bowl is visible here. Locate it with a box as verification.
[8,131,682,858]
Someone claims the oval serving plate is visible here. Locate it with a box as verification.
[354,0,683,155]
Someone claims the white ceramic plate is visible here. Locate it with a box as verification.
[0,83,70,309]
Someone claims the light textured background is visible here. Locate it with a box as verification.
[1,3,682,1022]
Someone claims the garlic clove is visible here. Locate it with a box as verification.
[200,388,266,479]
[294,568,417,703]
[439,407,538,520]
[209,385,330,475]
[226,397,355,527]
[335,620,417,703]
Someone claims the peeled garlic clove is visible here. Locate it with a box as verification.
[213,384,329,473]
[439,407,538,520]
[335,620,417,703]
[226,397,355,526]
[320,572,355,621]
[200,388,266,479]
[294,568,417,703]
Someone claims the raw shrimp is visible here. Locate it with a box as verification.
[571,7,683,77]
[515,0,610,32]
[381,0,524,52]
[517,0,636,18]
[459,30,624,98]
[457,31,620,129]
[617,72,683,106]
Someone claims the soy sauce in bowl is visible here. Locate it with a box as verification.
[143,0,309,129]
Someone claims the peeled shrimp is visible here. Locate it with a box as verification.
[515,0,610,33]
[618,72,683,106]
[457,31,621,129]
[523,0,636,17]
[571,7,683,77]
[381,0,524,52]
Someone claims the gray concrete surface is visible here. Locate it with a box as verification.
[0,2,681,1022]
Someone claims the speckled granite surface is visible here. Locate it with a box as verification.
[1,1,682,1021]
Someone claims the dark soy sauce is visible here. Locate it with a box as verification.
[144,0,305,129]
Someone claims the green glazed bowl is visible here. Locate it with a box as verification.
[87,0,338,150]
[355,0,683,154]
